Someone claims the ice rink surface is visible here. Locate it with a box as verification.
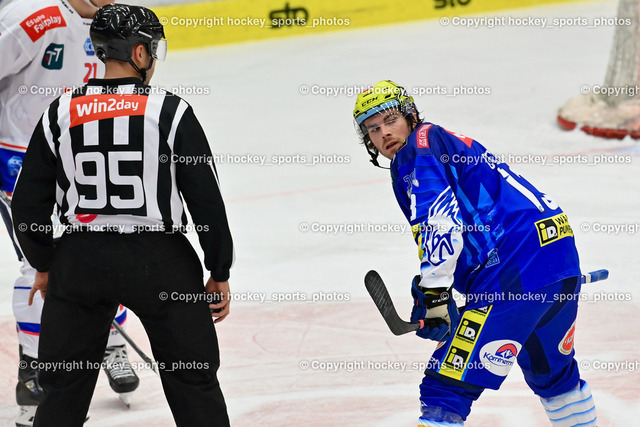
[1,0,639,425]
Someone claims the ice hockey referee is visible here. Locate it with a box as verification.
[11,4,233,426]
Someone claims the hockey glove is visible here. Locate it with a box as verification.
[410,276,460,341]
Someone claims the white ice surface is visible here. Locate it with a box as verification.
[1,1,639,425]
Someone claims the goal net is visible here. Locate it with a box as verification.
[557,0,640,139]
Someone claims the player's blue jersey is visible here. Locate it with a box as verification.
[391,123,581,307]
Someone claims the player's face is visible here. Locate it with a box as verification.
[363,110,412,160]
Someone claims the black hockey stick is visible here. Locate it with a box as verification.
[364,270,420,336]
[364,269,609,336]
[111,321,160,375]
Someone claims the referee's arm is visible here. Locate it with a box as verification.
[174,106,234,282]
[12,114,57,273]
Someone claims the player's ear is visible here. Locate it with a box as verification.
[131,44,147,65]
[409,113,419,131]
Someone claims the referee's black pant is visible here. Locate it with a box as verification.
[33,232,230,427]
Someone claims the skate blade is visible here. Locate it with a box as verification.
[119,392,134,408]
[16,406,36,427]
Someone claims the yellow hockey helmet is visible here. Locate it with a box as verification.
[353,80,420,167]
[353,80,415,125]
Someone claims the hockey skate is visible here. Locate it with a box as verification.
[103,345,140,407]
[15,347,43,427]
[15,346,91,426]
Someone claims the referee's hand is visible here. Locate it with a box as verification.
[29,271,49,305]
[206,277,230,323]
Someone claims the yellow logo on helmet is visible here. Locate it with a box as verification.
[353,80,415,125]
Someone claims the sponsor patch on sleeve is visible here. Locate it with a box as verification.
[41,43,64,69]
[535,213,574,247]
[417,124,432,148]
[20,6,67,42]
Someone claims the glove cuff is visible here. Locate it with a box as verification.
[421,287,450,308]
[419,286,447,296]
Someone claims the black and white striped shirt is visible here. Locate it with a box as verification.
[12,77,233,281]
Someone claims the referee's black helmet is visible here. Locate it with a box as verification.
[90,4,166,64]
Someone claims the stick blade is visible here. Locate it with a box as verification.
[364,270,420,335]
[584,269,609,283]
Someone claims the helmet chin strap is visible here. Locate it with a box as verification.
[366,146,390,170]
[126,57,154,83]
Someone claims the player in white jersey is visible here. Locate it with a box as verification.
[0,1,139,424]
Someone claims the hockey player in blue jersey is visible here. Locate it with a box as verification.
[353,80,597,427]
